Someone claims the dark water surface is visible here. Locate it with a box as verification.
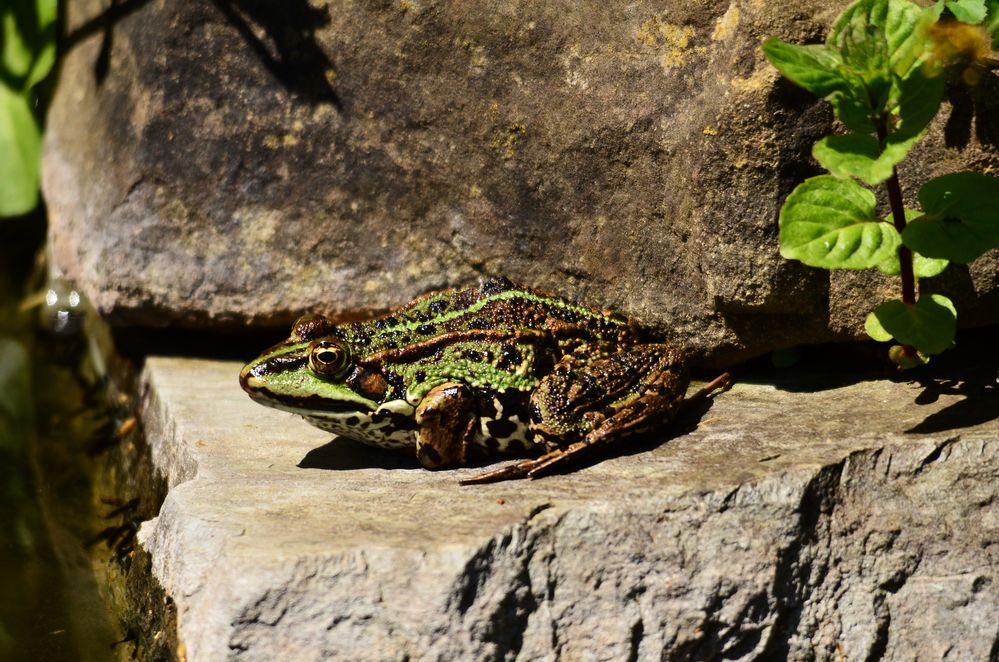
[0,215,117,661]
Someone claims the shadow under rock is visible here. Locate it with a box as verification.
[750,344,892,393]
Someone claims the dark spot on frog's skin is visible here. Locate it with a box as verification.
[417,324,436,335]
[353,334,371,347]
[481,276,514,295]
[467,317,489,330]
[483,436,500,452]
[464,350,483,362]
[487,418,518,439]
[385,372,406,394]
[414,312,430,323]
[345,415,361,426]
[428,300,448,314]
[500,345,522,367]
[477,397,498,419]
[415,371,427,382]
[384,341,398,349]
[375,317,399,330]
[529,403,543,424]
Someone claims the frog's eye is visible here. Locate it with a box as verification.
[308,340,352,379]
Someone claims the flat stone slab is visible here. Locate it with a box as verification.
[137,356,999,660]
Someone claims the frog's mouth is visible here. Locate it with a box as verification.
[245,390,375,414]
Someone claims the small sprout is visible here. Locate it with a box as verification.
[764,0,999,368]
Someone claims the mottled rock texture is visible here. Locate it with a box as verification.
[137,357,998,660]
[43,0,999,364]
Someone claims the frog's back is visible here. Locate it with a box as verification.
[342,277,634,356]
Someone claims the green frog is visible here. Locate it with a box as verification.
[239,277,717,483]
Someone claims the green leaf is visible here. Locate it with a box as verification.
[876,208,950,277]
[869,294,957,354]
[822,0,935,130]
[891,61,945,138]
[831,90,879,133]
[865,310,894,341]
[829,0,929,77]
[762,39,849,97]
[812,130,922,185]
[779,175,901,269]
[902,217,999,263]
[987,0,999,37]
[902,172,999,262]
[0,84,41,217]
[946,0,988,23]
[920,171,999,223]
[877,249,950,277]
[1,0,58,91]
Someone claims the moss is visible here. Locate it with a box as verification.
[490,123,528,160]
[636,16,706,70]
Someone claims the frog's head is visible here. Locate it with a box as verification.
[239,314,391,419]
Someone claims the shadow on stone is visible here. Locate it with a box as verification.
[944,71,999,149]
[743,348,888,394]
[298,438,420,471]
[907,374,999,434]
[210,0,343,109]
[61,0,155,63]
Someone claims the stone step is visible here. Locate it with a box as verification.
[137,357,999,660]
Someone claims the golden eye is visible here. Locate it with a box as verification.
[309,340,351,379]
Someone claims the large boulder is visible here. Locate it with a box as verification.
[43,0,999,364]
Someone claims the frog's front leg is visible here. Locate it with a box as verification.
[414,382,477,469]
[462,342,689,484]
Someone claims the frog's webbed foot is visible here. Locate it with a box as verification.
[460,369,734,485]
[415,382,477,468]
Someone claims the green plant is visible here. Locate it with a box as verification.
[763,0,999,368]
[1,0,56,217]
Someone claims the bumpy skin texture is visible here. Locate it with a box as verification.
[530,342,688,444]
[240,277,690,471]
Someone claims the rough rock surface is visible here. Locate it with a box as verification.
[42,0,999,365]
[137,356,999,660]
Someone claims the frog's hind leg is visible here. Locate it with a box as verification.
[415,382,477,468]
[462,343,690,484]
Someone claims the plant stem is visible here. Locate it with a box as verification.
[877,122,920,367]
[877,123,916,306]
[884,169,916,305]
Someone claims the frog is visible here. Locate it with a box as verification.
[239,277,727,483]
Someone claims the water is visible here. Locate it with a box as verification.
[0,217,117,661]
